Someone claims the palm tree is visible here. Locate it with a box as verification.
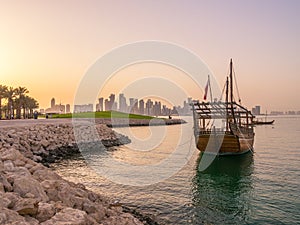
[0,85,8,119]
[15,86,29,119]
[24,96,39,118]
[6,87,16,119]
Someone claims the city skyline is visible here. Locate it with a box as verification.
[42,95,300,116]
[41,97,71,114]
[69,92,192,116]
[93,93,192,116]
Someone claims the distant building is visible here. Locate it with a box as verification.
[270,111,284,115]
[162,105,170,116]
[66,104,71,113]
[104,99,110,111]
[112,102,118,110]
[98,98,104,111]
[183,100,189,114]
[153,101,161,116]
[129,98,138,114]
[104,94,116,111]
[51,98,55,108]
[139,99,144,115]
[252,105,261,115]
[286,111,296,115]
[74,104,93,113]
[146,99,153,115]
[59,104,65,113]
[45,97,68,114]
[119,93,127,112]
[109,94,115,110]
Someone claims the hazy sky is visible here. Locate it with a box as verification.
[0,0,299,111]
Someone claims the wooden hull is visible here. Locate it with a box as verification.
[196,133,254,155]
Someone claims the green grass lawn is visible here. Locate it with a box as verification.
[50,111,154,119]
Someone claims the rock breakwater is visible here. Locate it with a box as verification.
[0,123,130,164]
[0,122,148,225]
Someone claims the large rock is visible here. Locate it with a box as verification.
[24,215,39,225]
[57,185,83,208]
[0,148,24,162]
[0,160,4,172]
[103,212,144,225]
[40,180,60,201]
[5,166,32,184]
[0,192,11,208]
[14,159,26,167]
[36,202,56,222]
[40,139,50,148]
[2,192,21,209]
[32,167,61,182]
[0,206,30,225]
[0,174,13,192]
[0,182,4,192]
[13,198,39,216]
[3,160,15,171]
[84,202,106,223]
[40,207,89,225]
[13,177,49,202]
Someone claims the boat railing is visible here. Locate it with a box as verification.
[198,129,231,135]
[229,123,254,135]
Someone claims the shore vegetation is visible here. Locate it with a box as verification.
[51,111,155,119]
[0,84,39,119]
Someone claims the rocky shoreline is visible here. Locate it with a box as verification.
[0,121,161,225]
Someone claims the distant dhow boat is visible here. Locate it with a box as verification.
[191,59,255,155]
[253,119,274,125]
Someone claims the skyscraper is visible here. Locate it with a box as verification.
[105,99,110,111]
[139,99,144,115]
[119,93,127,112]
[51,98,55,108]
[99,98,104,111]
[66,104,70,113]
[146,99,153,115]
[108,94,115,110]
[129,98,138,114]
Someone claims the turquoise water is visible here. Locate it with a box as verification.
[51,116,300,224]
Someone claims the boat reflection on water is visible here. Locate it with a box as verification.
[191,152,254,224]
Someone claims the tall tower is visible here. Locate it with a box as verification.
[51,98,55,108]
[119,93,127,112]
[99,98,104,111]
[146,99,153,115]
[66,104,71,113]
[139,99,144,115]
[109,94,115,110]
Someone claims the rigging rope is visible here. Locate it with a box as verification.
[233,67,241,104]
[219,81,226,101]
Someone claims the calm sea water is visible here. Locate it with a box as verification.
[51,116,300,224]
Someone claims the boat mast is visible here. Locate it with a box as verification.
[208,75,213,102]
[226,76,229,131]
[230,59,237,124]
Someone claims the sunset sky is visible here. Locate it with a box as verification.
[0,0,299,111]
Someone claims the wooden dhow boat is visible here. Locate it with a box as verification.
[191,59,255,155]
[253,119,274,125]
